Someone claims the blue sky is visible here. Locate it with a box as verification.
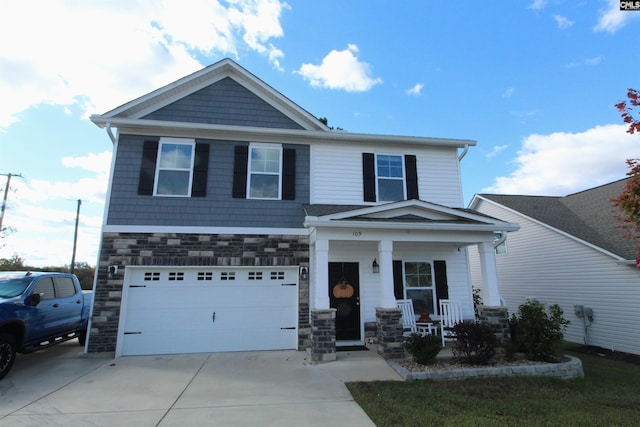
[1,0,639,267]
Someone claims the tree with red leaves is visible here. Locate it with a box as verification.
[613,89,640,268]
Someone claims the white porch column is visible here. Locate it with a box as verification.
[378,239,396,308]
[478,242,501,306]
[312,239,330,309]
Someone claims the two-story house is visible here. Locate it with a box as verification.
[88,58,518,361]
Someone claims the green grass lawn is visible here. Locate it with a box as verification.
[347,344,640,426]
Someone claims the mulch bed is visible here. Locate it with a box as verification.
[569,345,640,366]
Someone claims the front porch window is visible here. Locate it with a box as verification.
[404,261,436,316]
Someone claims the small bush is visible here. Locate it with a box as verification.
[404,333,442,365]
[509,300,569,362]
[451,320,497,365]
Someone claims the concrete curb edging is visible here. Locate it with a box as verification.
[387,355,584,381]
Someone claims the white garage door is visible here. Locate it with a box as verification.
[119,267,298,356]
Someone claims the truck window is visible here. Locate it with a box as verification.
[53,276,76,298]
[34,278,55,300]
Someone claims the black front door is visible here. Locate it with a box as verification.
[328,262,361,341]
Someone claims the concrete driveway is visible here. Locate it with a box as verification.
[0,341,401,426]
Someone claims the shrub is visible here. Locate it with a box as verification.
[509,300,569,362]
[451,320,497,365]
[404,333,442,365]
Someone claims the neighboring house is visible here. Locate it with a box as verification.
[469,178,640,356]
[87,58,518,360]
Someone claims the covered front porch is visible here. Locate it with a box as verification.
[302,200,519,361]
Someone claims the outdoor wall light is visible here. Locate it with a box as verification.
[108,265,118,279]
[299,266,308,281]
[372,258,380,274]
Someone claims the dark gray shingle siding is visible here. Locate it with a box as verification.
[142,77,304,129]
[108,135,309,228]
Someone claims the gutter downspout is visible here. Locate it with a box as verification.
[106,123,117,144]
[493,231,507,250]
[458,144,469,161]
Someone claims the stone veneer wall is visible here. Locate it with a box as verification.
[88,232,309,353]
[376,307,404,359]
[309,309,336,362]
[477,306,511,346]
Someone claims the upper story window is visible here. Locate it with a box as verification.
[155,139,195,197]
[363,153,419,203]
[248,144,282,199]
[138,138,209,198]
[232,144,296,201]
[376,154,405,202]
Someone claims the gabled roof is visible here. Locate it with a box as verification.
[304,200,519,232]
[92,58,329,131]
[474,178,635,260]
[90,58,476,149]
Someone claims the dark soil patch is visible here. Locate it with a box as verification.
[570,345,640,366]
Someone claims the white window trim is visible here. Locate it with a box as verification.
[153,137,196,197]
[247,143,283,200]
[402,260,436,315]
[375,153,406,202]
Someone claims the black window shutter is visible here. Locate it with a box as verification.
[191,143,209,197]
[393,260,404,300]
[405,154,419,200]
[232,145,249,199]
[282,148,296,200]
[362,152,376,202]
[434,260,449,314]
[138,140,158,195]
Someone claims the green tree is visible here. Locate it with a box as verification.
[613,89,640,268]
[0,254,25,271]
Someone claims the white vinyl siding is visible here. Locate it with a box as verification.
[310,143,463,207]
[469,197,640,356]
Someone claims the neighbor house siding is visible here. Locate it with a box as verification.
[469,198,640,355]
[107,135,310,228]
[142,77,305,130]
[310,143,463,207]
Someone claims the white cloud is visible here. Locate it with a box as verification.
[0,0,289,128]
[486,145,509,159]
[553,14,574,29]
[296,44,383,92]
[502,87,515,98]
[565,56,603,68]
[528,0,547,10]
[483,124,636,195]
[594,0,640,33]
[406,83,424,96]
[61,151,113,175]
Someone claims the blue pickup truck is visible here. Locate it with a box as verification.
[0,271,93,379]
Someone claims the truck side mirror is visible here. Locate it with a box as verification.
[29,293,41,306]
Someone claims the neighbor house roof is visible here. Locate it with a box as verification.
[477,178,635,260]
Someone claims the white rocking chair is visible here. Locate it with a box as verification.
[397,299,434,337]
[439,299,463,346]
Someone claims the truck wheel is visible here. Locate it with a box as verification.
[0,333,17,380]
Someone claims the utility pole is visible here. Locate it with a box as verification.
[70,199,81,274]
[0,173,23,232]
